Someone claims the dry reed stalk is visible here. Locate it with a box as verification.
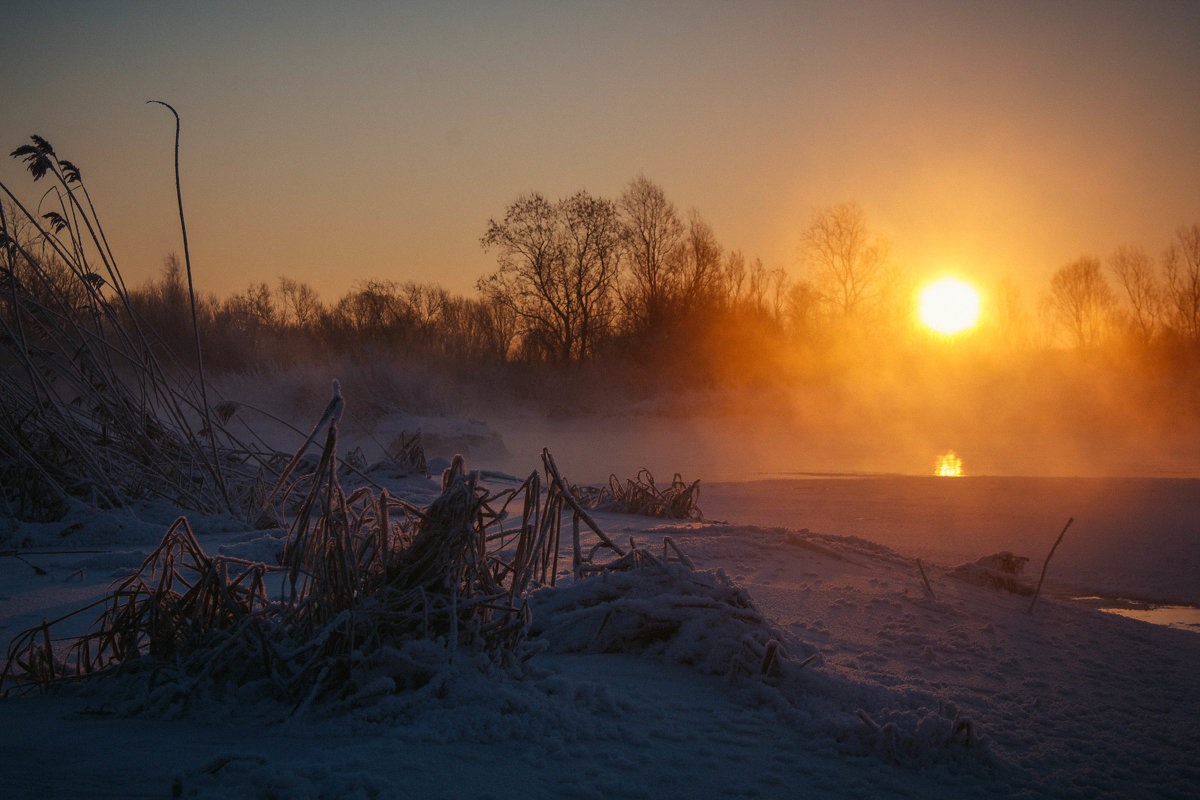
[917,558,937,600]
[1028,517,1074,614]
[1,133,265,522]
[541,452,617,542]
[147,100,228,511]
[583,468,703,520]
[0,516,273,695]
[663,536,695,569]
[1,377,700,705]
[385,430,427,475]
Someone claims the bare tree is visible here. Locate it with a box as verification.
[123,253,196,356]
[1163,223,1200,341]
[327,278,423,342]
[227,281,278,328]
[449,295,517,360]
[479,194,560,359]
[784,279,822,338]
[1108,245,1162,344]
[988,276,1030,350]
[799,202,888,319]
[721,250,748,304]
[561,191,622,358]
[1045,256,1116,348]
[479,191,621,361]
[744,256,787,319]
[277,276,322,329]
[618,175,684,328]
[676,208,723,306]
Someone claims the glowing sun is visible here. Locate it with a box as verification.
[918,278,981,335]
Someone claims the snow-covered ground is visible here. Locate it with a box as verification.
[1,453,1198,799]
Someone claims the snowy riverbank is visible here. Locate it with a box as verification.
[2,469,1197,798]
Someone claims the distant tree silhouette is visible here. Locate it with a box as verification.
[480,191,621,362]
[1163,223,1200,341]
[988,276,1031,351]
[229,282,278,328]
[277,276,322,329]
[783,279,822,339]
[799,202,889,320]
[127,253,194,354]
[720,250,786,319]
[1108,245,1162,344]
[618,175,684,330]
[443,294,517,360]
[676,209,724,307]
[1045,256,1116,349]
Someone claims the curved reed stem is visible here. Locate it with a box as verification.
[148,100,229,511]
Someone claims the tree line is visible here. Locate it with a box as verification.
[5,174,1199,387]
[476,176,1200,366]
[1045,229,1200,351]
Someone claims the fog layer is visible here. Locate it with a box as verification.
[216,339,1200,485]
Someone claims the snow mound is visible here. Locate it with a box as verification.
[527,562,997,771]
[529,563,817,679]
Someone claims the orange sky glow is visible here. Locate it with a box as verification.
[3,1,1198,301]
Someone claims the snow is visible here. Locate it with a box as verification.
[2,455,1199,799]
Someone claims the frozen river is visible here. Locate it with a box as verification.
[703,475,1200,607]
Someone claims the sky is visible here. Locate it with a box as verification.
[2,0,1199,302]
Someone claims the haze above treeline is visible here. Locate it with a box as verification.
[3,2,1198,301]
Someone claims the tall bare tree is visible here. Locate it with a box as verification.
[277,276,322,329]
[743,255,786,319]
[677,208,723,305]
[618,175,684,328]
[988,276,1030,350]
[1108,245,1162,344]
[784,279,821,338]
[1163,223,1200,341]
[479,191,621,361]
[799,202,888,319]
[560,191,622,359]
[1045,256,1116,349]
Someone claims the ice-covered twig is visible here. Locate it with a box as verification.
[1028,517,1074,614]
[916,558,936,600]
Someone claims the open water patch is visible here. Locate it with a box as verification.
[1073,596,1200,634]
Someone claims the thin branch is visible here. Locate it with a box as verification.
[1029,517,1074,614]
[916,558,936,600]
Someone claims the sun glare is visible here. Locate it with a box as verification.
[934,451,964,477]
[918,278,981,335]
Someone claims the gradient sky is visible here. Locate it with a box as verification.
[3,0,1198,301]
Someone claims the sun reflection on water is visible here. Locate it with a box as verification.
[935,451,963,477]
